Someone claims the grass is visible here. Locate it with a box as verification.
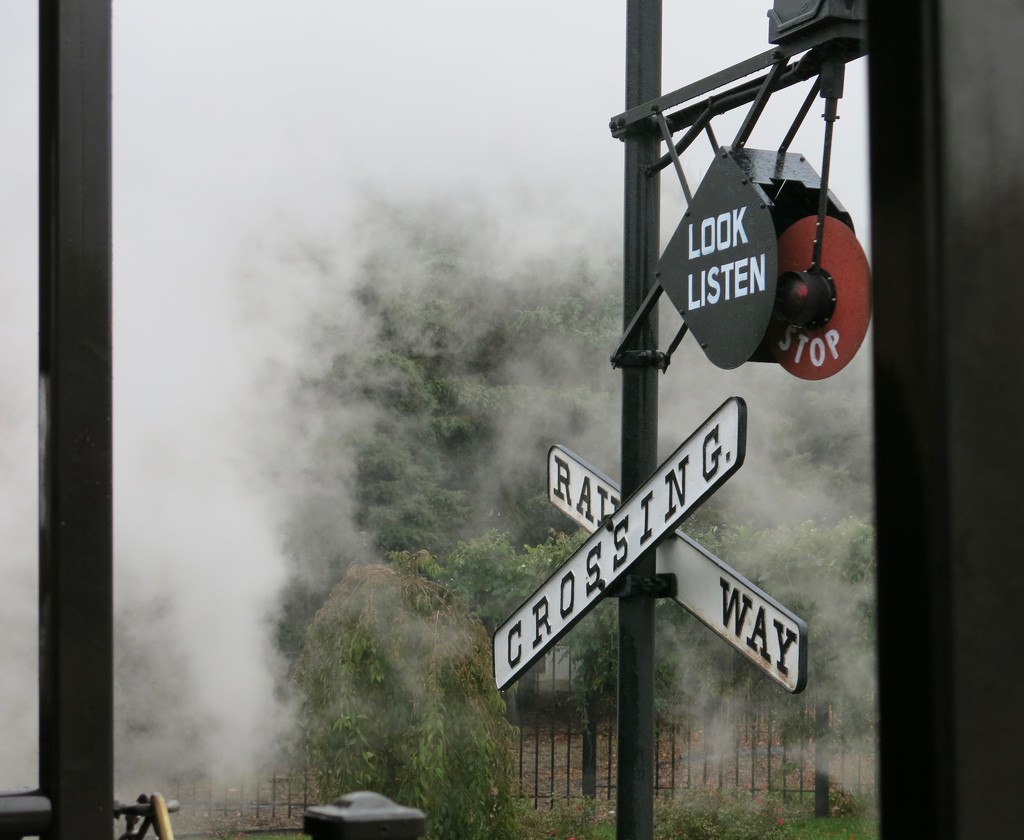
[521,814,878,840]
[514,791,879,840]
[221,823,878,840]
[779,815,878,839]
[193,801,879,840]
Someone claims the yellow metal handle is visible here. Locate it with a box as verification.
[150,793,175,840]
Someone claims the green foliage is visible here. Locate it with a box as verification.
[350,429,471,555]
[512,798,615,840]
[506,798,877,840]
[278,201,880,818]
[423,529,620,703]
[560,595,619,700]
[653,514,876,735]
[653,790,787,840]
[718,517,876,731]
[423,530,584,632]
[278,202,623,665]
[294,563,518,840]
[754,375,875,527]
[199,812,880,840]
[827,787,873,818]
[779,814,878,839]
[295,202,621,561]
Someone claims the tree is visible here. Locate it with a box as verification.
[422,529,583,633]
[280,197,879,810]
[277,200,622,657]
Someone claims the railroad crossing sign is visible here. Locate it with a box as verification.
[547,444,807,693]
[657,152,779,369]
[492,397,746,691]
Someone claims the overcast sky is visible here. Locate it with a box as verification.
[0,1,869,786]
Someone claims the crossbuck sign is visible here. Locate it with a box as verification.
[547,444,807,693]
[492,397,746,691]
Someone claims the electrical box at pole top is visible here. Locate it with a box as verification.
[767,0,866,44]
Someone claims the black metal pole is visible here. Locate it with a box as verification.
[813,696,829,818]
[38,2,114,840]
[582,691,598,798]
[617,1,661,838]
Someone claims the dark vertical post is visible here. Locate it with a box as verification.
[38,2,113,840]
[581,692,597,798]
[869,0,1024,837]
[813,696,829,818]
[617,1,661,838]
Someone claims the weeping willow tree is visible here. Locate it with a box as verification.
[293,563,517,840]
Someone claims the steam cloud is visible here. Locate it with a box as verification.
[0,0,873,799]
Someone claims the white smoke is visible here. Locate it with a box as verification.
[0,0,872,796]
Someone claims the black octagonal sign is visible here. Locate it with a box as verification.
[658,150,778,369]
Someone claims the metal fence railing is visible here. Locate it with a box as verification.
[156,692,875,832]
[162,769,314,834]
[511,700,876,809]
[508,652,876,811]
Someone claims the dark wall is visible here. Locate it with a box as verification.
[869,1,1024,836]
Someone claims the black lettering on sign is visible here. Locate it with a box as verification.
[586,543,605,596]
[507,622,522,667]
[613,516,630,569]
[532,598,551,648]
[576,477,594,524]
[773,619,797,676]
[640,491,655,543]
[596,485,619,522]
[553,456,572,505]
[702,425,721,481]
[560,571,575,618]
[720,578,753,635]
[664,455,690,522]
[745,606,770,662]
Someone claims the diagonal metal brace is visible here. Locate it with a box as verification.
[655,111,692,203]
[732,58,789,149]
[610,282,692,372]
[610,282,662,365]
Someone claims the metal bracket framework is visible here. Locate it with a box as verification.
[607,24,865,371]
[609,20,865,139]
[611,573,679,600]
[609,283,690,372]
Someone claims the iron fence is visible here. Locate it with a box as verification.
[508,650,875,809]
[162,769,314,834]
[510,697,875,809]
[158,685,874,832]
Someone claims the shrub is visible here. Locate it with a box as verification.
[829,786,873,818]
[512,798,614,840]
[653,790,787,840]
[294,563,518,840]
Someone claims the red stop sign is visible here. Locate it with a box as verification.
[764,215,871,380]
